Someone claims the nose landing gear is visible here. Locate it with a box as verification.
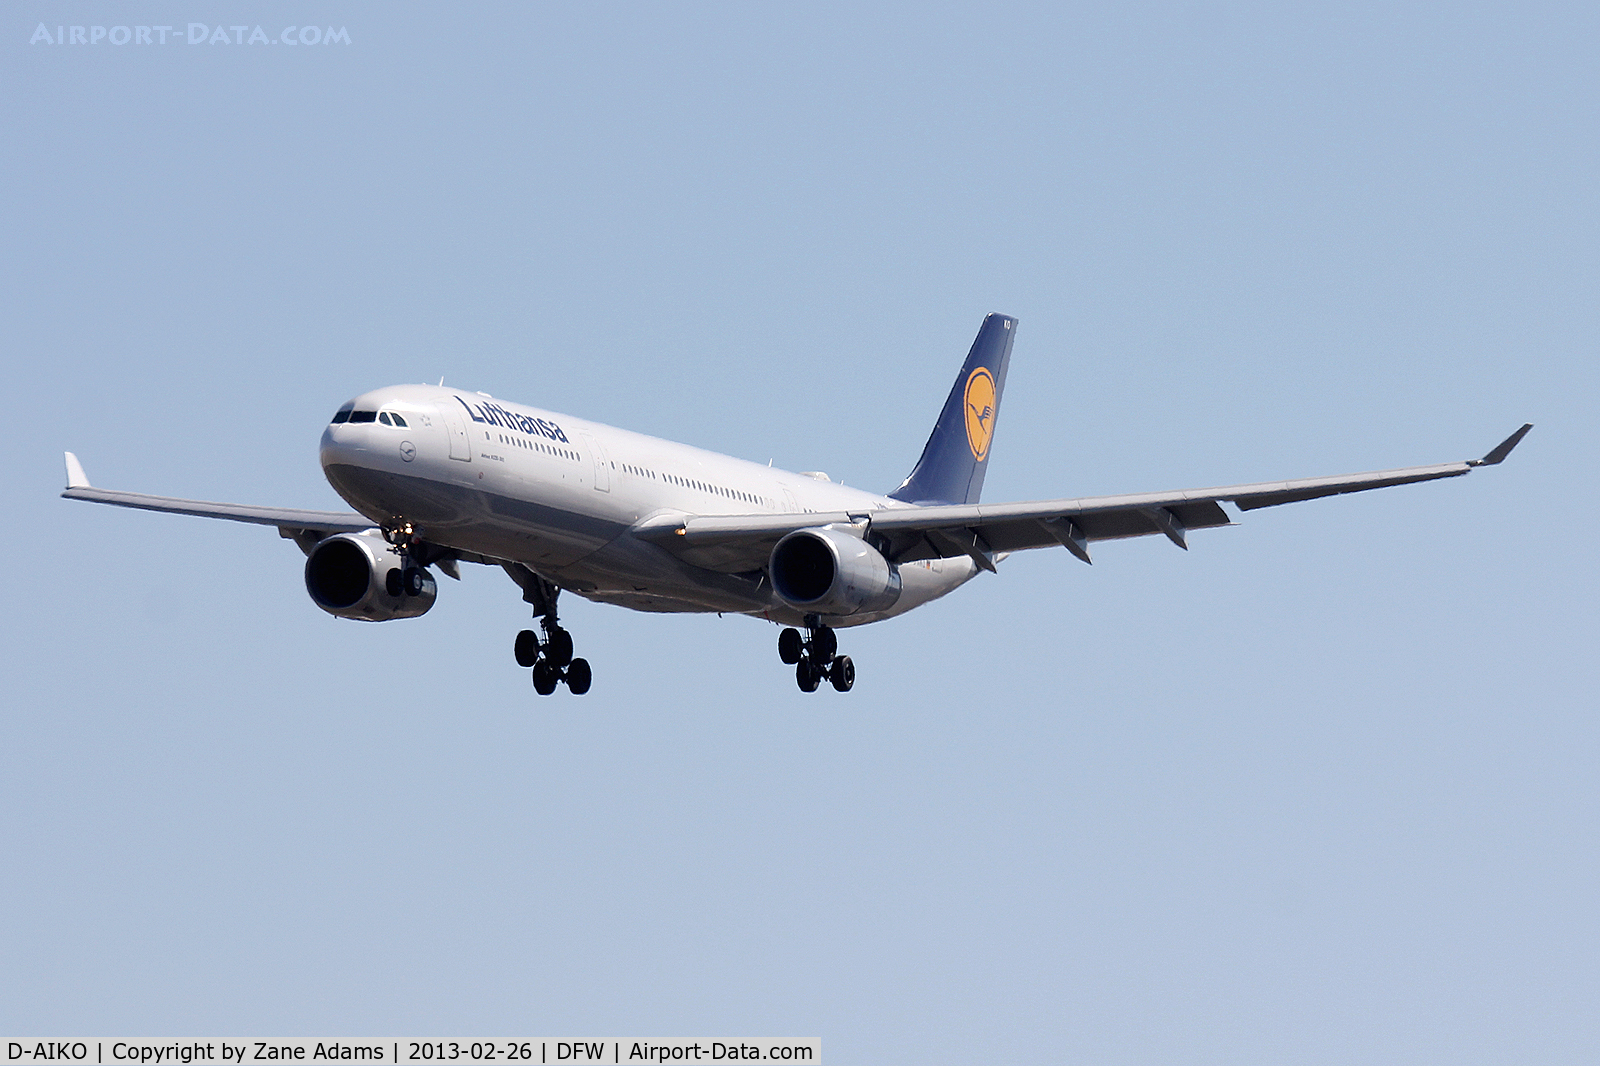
[778,619,854,693]
[380,523,433,599]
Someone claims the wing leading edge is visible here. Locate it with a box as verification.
[60,452,371,544]
[638,425,1533,572]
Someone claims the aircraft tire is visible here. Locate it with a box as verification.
[566,658,592,695]
[830,655,855,693]
[532,661,559,696]
[778,628,803,664]
[796,660,820,693]
[545,627,574,667]
[403,566,426,596]
[514,630,540,668]
[810,627,837,664]
[385,568,403,597]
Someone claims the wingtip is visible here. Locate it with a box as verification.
[1470,423,1533,467]
[64,451,90,489]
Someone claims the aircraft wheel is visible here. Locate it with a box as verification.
[531,661,559,696]
[385,568,403,597]
[830,655,855,693]
[810,627,837,664]
[778,628,803,665]
[514,629,540,668]
[566,658,592,695]
[796,660,820,693]
[545,627,574,667]
[403,566,426,596]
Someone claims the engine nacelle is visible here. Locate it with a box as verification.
[768,526,902,617]
[304,531,437,621]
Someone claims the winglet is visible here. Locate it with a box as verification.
[1469,424,1533,467]
[64,452,90,489]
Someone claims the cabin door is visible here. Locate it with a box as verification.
[581,433,610,492]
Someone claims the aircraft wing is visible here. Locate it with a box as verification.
[637,425,1533,573]
[59,452,372,542]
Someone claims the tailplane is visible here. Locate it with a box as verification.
[888,313,1017,506]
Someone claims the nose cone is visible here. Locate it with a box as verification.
[319,398,365,474]
[319,418,353,470]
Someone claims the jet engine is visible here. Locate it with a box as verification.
[768,526,902,616]
[304,530,437,621]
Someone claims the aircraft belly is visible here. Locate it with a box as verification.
[571,546,976,626]
[546,532,771,614]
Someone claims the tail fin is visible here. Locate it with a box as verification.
[888,313,1017,506]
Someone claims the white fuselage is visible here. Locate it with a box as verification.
[319,385,978,626]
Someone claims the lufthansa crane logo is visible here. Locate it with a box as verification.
[963,367,997,461]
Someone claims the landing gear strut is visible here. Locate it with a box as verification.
[505,566,590,696]
[778,617,854,693]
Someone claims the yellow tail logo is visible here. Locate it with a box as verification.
[963,367,997,461]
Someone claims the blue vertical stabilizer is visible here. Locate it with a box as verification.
[888,313,1017,506]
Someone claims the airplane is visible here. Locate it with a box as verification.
[61,313,1531,695]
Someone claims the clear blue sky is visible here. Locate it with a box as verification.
[3,2,1596,1062]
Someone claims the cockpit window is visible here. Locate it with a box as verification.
[389,412,408,427]
[348,410,377,423]
[378,412,393,426]
[331,404,353,424]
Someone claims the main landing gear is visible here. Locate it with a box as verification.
[501,563,591,697]
[509,577,590,697]
[516,620,590,695]
[778,618,854,693]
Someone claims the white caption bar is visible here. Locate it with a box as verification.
[4,1044,817,1066]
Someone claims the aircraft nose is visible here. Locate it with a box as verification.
[319,418,367,471]
[319,423,342,467]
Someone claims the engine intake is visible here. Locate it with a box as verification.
[769,526,901,617]
[304,530,437,621]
